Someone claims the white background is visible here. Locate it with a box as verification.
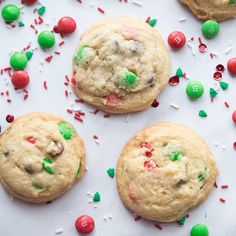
[0,0,236,235]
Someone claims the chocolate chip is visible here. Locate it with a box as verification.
[176,179,187,187]
[46,141,64,156]
[147,77,154,84]
[3,150,10,157]
[24,165,34,174]
[114,41,120,51]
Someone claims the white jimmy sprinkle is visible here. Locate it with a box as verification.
[55,228,64,234]
[107,215,112,220]
[170,103,179,109]
[132,0,143,7]
[103,216,108,221]
[221,145,226,151]
[179,17,186,22]
[187,41,196,56]
[88,199,93,203]
[93,204,97,208]
[214,142,218,147]
[125,114,131,123]
[225,46,233,55]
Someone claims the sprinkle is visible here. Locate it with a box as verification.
[97,7,105,14]
[93,135,100,144]
[220,198,225,203]
[18,21,24,27]
[151,99,159,107]
[170,103,179,109]
[213,71,222,81]
[26,51,33,61]
[26,136,36,144]
[104,114,110,118]
[198,110,207,117]
[42,159,54,174]
[198,174,204,181]
[225,46,233,54]
[45,55,53,62]
[222,145,226,151]
[219,81,229,90]
[134,215,141,221]
[67,109,73,114]
[145,16,151,23]
[154,223,162,230]
[37,6,46,15]
[65,90,69,97]
[132,0,143,7]
[221,185,228,189]
[224,101,229,108]
[169,76,179,86]
[93,192,101,202]
[179,17,186,22]
[107,168,115,178]
[210,88,218,97]
[55,228,64,234]
[233,141,236,150]
[176,67,184,77]
[171,151,181,161]
[216,64,225,72]
[148,18,157,27]
[43,81,47,90]
[59,41,65,46]
[6,114,14,123]
[214,181,218,188]
[125,114,131,122]
[177,215,186,225]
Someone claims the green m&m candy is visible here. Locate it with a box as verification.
[10,52,28,70]
[117,70,139,88]
[38,31,55,49]
[186,80,204,99]
[201,20,220,39]
[1,4,20,22]
[191,224,209,236]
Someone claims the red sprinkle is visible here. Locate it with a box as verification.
[104,114,110,118]
[221,185,228,189]
[169,76,179,86]
[145,151,152,157]
[65,90,69,97]
[67,109,73,114]
[43,81,47,90]
[145,16,151,23]
[151,99,159,108]
[45,55,53,62]
[140,142,152,149]
[134,215,142,221]
[97,7,105,14]
[214,181,218,188]
[93,109,99,115]
[6,114,14,123]
[213,71,222,81]
[154,224,162,230]
[216,64,225,72]
[220,198,225,203]
[75,98,84,103]
[233,141,236,151]
[59,41,65,46]
[224,102,229,108]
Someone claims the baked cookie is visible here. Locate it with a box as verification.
[180,0,236,21]
[0,112,85,203]
[72,17,170,113]
[116,122,218,222]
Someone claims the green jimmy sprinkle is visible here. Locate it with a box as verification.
[171,151,182,161]
[93,192,101,202]
[198,174,204,181]
[42,158,54,174]
[58,121,73,140]
[77,166,81,175]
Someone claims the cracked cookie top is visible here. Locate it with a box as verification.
[72,17,170,113]
[116,122,218,222]
[0,112,85,203]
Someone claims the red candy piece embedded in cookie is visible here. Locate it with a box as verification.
[104,94,121,107]
[57,17,76,35]
[168,31,186,49]
[25,136,36,144]
[227,58,236,76]
[11,70,30,89]
[75,215,95,234]
[144,160,157,171]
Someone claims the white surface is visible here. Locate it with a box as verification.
[0,0,236,235]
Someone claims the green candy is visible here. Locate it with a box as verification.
[75,46,86,64]
[10,52,28,70]
[186,80,204,100]
[42,159,54,174]
[191,224,209,236]
[124,71,138,85]
[74,46,94,65]
[58,121,73,140]
[38,31,55,49]
[2,4,20,22]
[201,20,220,39]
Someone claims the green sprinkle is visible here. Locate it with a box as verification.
[219,81,229,90]
[37,6,46,15]
[176,67,183,77]
[32,182,44,190]
[148,18,157,27]
[171,151,181,161]
[26,51,33,61]
[18,21,24,27]
[198,174,204,181]
[198,110,207,117]
[93,192,101,202]
[229,0,236,4]
[107,168,115,178]
[58,121,73,140]
[77,166,81,175]
[177,215,186,225]
[42,159,54,174]
[210,88,217,97]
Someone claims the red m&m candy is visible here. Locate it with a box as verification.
[232,110,236,123]
[22,0,38,5]
[227,58,236,76]
[11,70,29,89]
[57,16,76,35]
[168,31,186,49]
[75,215,94,234]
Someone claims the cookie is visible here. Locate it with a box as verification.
[0,112,85,203]
[180,0,236,21]
[116,122,218,222]
[72,16,170,113]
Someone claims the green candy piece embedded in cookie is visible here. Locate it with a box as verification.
[171,151,182,161]
[42,159,54,174]
[117,70,139,88]
[58,121,73,140]
[75,46,94,66]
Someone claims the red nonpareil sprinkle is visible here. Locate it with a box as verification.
[214,181,218,188]
[43,81,47,90]
[154,224,162,230]
[216,64,225,72]
[221,185,228,189]
[199,43,207,53]
[224,102,229,108]
[134,215,141,221]
[45,55,53,62]
[65,90,69,97]
[104,114,110,118]
[151,99,159,108]
[6,114,14,123]
[145,16,151,23]
[26,136,36,144]
[97,7,105,14]
[220,198,225,203]
[59,41,65,46]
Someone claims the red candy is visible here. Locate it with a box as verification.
[22,0,38,5]
[75,215,95,234]
[11,71,29,89]
[227,58,236,76]
[57,17,76,35]
[168,31,186,49]
[232,110,236,123]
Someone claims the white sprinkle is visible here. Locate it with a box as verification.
[125,114,131,123]
[225,46,233,55]
[55,228,64,234]
[222,145,226,151]
[108,215,112,220]
[95,139,100,145]
[87,191,92,196]
[170,103,179,109]
[179,17,186,22]
[187,41,196,56]
[93,204,97,208]
[132,0,143,7]
[214,142,218,147]
[211,51,218,57]
[88,199,93,203]
[73,107,82,112]
[103,216,107,221]
[40,60,44,65]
